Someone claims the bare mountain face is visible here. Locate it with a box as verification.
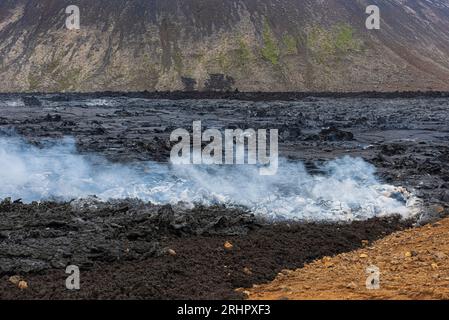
[0,0,449,92]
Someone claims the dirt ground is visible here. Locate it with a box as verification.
[248,216,449,300]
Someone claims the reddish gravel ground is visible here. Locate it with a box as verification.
[248,215,449,300]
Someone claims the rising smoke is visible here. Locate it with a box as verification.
[0,134,421,221]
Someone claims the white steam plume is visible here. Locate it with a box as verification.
[0,135,421,221]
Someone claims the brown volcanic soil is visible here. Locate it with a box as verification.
[248,216,449,300]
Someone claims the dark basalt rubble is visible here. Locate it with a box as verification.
[3,91,449,103]
[0,196,412,299]
[0,198,258,274]
[0,93,449,299]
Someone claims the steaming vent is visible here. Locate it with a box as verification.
[0,135,422,222]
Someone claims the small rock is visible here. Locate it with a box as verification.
[167,249,177,256]
[435,252,447,260]
[243,267,252,275]
[405,252,412,258]
[319,127,354,141]
[224,241,233,251]
[441,191,449,203]
[359,254,368,258]
[431,263,439,270]
[435,206,445,214]
[346,282,358,289]
[8,275,21,285]
[18,281,28,290]
[280,285,292,292]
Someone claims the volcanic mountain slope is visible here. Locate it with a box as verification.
[0,0,449,92]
